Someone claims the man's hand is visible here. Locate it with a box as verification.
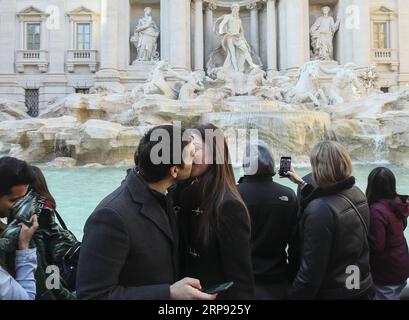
[170,277,218,300]
[18,214,39,250]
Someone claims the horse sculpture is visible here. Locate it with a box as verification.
[284,61,327,107]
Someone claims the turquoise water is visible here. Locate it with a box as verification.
[41,164,409,240]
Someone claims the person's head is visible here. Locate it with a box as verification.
[29,165,56,208]
[322,6,330,16]
[135,125,195,184]
[366,167,398,206]
[144,7,152,16]
[231,3,240,16]
[189,123,248,243]
[0,157,35,218]
[243,140,276,177]
[310,141,352,188]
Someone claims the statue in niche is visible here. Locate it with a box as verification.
[213,3,258,73]
[131,7,160,62]
[310,6,340,61]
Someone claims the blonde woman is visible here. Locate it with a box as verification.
[284,141,374,300]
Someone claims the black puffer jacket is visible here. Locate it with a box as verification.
[288,177,373,300]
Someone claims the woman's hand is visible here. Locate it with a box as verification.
[280,167,306,188]
[18,214,39,250]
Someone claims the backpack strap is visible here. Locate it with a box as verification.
[54,210,68,231]
[338,194,368,235]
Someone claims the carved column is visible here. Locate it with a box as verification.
[169,0,191,70]
[194,0,204,71]
[265,0,277,75]
[97,0,119,77]
[285,0,309,71]
[247,1,260,55]
[204,1,216,66]
[338,0,370,66]
[117,0,130,70]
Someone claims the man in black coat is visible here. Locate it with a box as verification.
[237,141,298,299]
[76,125,217,300]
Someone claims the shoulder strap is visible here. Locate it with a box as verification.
[54,210,68,231]
[338,194,368,235]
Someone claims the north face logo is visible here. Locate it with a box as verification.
[279,196,289,202]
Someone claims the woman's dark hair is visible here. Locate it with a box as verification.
[135,125,190,183]
[30,165,56,208]
[193,123,249,245]
[366,167,398,206]
[0,157,35,197]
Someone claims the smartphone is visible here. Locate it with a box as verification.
[202,281,234,295]
[279,157,292,177]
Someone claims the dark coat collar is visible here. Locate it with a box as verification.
[301,176,356,209]
[125,168,174,243]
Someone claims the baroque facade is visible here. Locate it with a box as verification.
[0,0,408,113]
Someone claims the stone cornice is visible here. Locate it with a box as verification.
[371,6,398,20]
[203,0,263,9]
[16,6,49,21]
[66,6,99,20]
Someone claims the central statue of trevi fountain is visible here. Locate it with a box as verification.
[1,2,409,168]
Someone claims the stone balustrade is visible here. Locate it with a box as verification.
[372,48,399,71]
[66,49,98,73]
[15,50,49,73]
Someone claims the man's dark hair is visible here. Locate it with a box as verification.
[0,157,35,197]
[135,125,190,183]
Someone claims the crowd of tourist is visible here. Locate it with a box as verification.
[0,123,408,300]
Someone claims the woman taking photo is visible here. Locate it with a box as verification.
[285,141,373,300]
[176,124,254,300]
[366,167,409,300]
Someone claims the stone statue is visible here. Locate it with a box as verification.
[327,63,363,105]
[131,7,160,62]
[167,70,205,100]
[310,6,340,61]
[213,4,258,73]
[142,60,177,99]
[284,61,327,107]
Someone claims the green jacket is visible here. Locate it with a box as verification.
[0,191,78,300]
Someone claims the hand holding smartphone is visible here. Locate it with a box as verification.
[202,281,234,295]
[279,156,292,177]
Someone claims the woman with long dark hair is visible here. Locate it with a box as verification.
[30,166,56,208]
[176,124,255,299]
[366,167,409,300]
